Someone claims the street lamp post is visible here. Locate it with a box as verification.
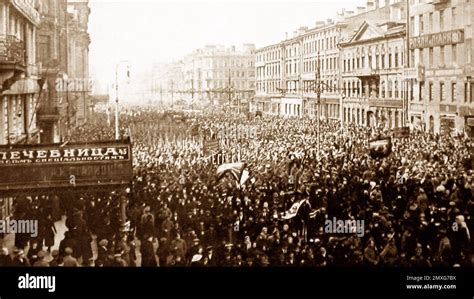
[316,51,321,153]
[115,61,130,140]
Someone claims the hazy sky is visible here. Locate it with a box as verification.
[89,0,367,89]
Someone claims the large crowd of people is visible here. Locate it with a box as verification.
[1,106,472,267]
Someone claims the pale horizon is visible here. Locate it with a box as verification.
[89,0,367,93]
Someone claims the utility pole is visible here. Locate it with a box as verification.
[191,75,194,100]
[64,4,70,138]
[160,84,163,105]
[404,0,411,127]
[316,51,321,153]
[170,80,174,107]
[115,61,130,140]
[228,68,232,109]
[115,69,119,140]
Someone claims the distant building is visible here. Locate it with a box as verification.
[340,20,406,128]
[66,0,91,128]
[155,44,255,109]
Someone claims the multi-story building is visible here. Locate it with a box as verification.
[254,42,282,113]
[0,0,42,145]
[179,44,256,108]
[149,61,185,106]
[255,22,343,118]
[340,18,407,127]
[255,0,406,120]
[301,22,344,120]
[37,0,67,143]
[407,0,474,135]
[36,0,91,143]
[66,0,91,128]
[0,0,41,223]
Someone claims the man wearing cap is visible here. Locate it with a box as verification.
[63,247,79,267]
[0,247,12,266]
[170,233,187,261]
[49,250,61,267]
[33,251,49,267]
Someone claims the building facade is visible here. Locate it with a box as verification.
[0,0,41,146]
[37,0,67,143]
[0,0,41,223]
[255,0,406,120]
[255,22,344,118]
[340,20,407,128]
[36,0,91,143]
[65,0,91,129]
[155,44,255,109]
[407,0,474,135]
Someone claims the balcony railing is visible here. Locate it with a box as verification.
[0,35,26,67]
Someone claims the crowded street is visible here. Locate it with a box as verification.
[2,107,472,267]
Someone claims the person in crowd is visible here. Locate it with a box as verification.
[0,247,12,266]
[49,250,61,267]
[63,247,79,267]
[33,251,49,267]
[11,249,30,266]
[140,234,157,267]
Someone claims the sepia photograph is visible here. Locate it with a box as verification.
[0,0,472,297]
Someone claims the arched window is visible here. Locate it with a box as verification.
[368,47,372,68]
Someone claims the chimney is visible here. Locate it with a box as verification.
[293,31,298,37]
[316,21,325,27]
[326,18,334,25]
[243,44,256,52]
[298,26,308,35]
[375,0,380,9]
[366,0,375,11]
[357,6,365,14]
[285,32,288,40]
[344,10,355,17]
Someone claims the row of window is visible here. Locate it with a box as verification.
[415,7,458,36]
[343,50,402,72]
[303,57,338,73]
[413,45,458,69]
[256,49,280,62]
[256,81,281,93]
[302,80,337,93]
[285,62,299,75]
[199,59,253,68]
[342,79,404,99]
[286,45,300,58]
[196,70,254,79]
[256,55,338,77]
[194,80,253,90]
[257,64,280,78]
[0,95,35,144]
[303,35,338,55]
[422,82,474,103]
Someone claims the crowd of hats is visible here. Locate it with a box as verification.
[1,107,472,267]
